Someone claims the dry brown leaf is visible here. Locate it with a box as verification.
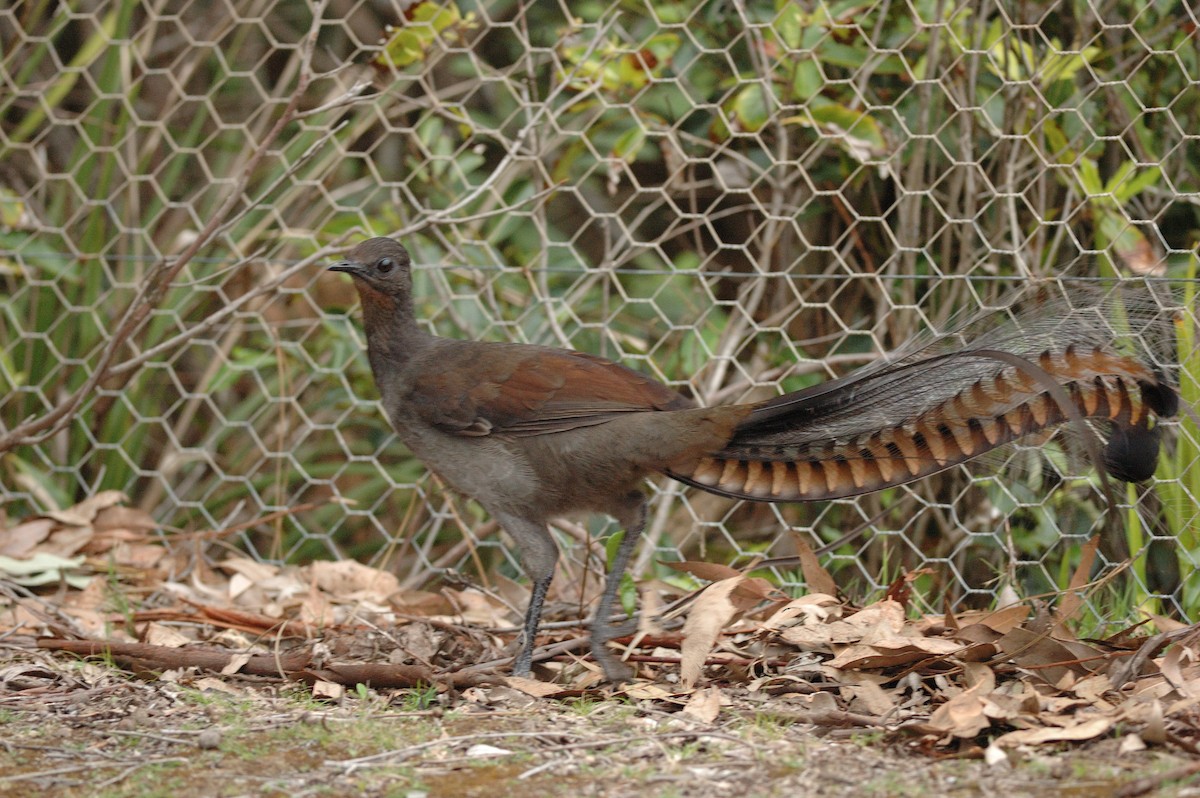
[783,599,906,652]
[924,664,1008,738]
[1120,696,1168,744]
[43,490,128,526]
[621,682,675,700]
[955,641,1000,663]
[1055,535,1099,634]
[192,676,243,695]
[389,589,455,616]
[1119,733,1147,754]
[504,676,565,698]
[977,605,1033,634]
[983,687,1040,721]
[842,676,897,717]
[845,601,907,639]
[1160,644,1200,700]
[42,526,95,558]
[790,530,837,597]
[299,590,336,627]
[310,560,400,602]
[109,542,167,570]
[795,690,841,713]
[680,575,744,688]
[782,597,902,652]
[637,585,666,637]
[994,716,1112,747]
[962,660,996,693]
[884,570,923,608]
[827,637,964,670]
[144,623,190,648]
[928,686,993,738]
[441,588,510,627]
[61,578,118,638]
[1147,613,1190,634]
[0,599,50,634]
[228,572,257,601]
[312,679,344,701]
[220,557,280,584]
[1142,697,1167,744]
[91,505,158,540]
[0,519,54,558]
[681,685,723,723]
[220,653,253,675]
[667,560,744,583]
[761,594,841,632]
[955,623,1002,646]
[995,627,1097,686]
[1071,673,1114,707]
[731,576,787,611]
[1129,674,1176,700]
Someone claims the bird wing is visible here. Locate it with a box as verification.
[408,346,693,437]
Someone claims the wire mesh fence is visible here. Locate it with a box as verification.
[1,0,1197,627]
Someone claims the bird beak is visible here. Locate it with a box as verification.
[328,260,362,275]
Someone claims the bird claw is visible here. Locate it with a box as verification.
[591,616,638,683]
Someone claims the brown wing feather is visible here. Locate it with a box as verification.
[411,346,691,437]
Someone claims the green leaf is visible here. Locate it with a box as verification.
[376,2,473,69]
[612,126,647,163]
[1040,119,1072,164]
[809,104,885,148]
[791,59,822,101]
[0,188,24,227]
[0,553,92,589]
[772,2,807,50]
[1097,209,1154,273]
[783,103,887,162]
[730,84,770,132]
[604,530,626,567]
[816,41,869,70]
[1110,165,1161,202]
[1039,44,1100,85]
[1076,158,1103,194]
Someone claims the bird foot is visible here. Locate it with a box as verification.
[591,617,639,683]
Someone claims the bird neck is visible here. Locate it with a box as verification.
[357,283,432,372]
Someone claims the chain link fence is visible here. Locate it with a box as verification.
[1,0,1197,626]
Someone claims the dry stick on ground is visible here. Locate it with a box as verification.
[0,758,191,788]
[1115,760,1200,798]
[35,638,498,689]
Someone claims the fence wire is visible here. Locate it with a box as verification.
[1,0,1198,625]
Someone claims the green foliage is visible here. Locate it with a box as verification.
[377,2,477,69]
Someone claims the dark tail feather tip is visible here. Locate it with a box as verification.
[1139,378,1179,418]
[1104,424,1161,482]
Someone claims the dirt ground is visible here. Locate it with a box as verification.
[1,646,1197,798]
[3,497,1200,796]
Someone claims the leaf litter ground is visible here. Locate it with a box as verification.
[1,492,1199,796]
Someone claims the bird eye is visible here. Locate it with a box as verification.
[376,258,394,274]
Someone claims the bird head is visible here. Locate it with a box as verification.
[329,237,413,300]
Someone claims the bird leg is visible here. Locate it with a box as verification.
[514,572,552,677]
[496,511,561,678]
[588,499,646,682]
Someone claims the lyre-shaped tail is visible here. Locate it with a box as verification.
[666,285,1179,502]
